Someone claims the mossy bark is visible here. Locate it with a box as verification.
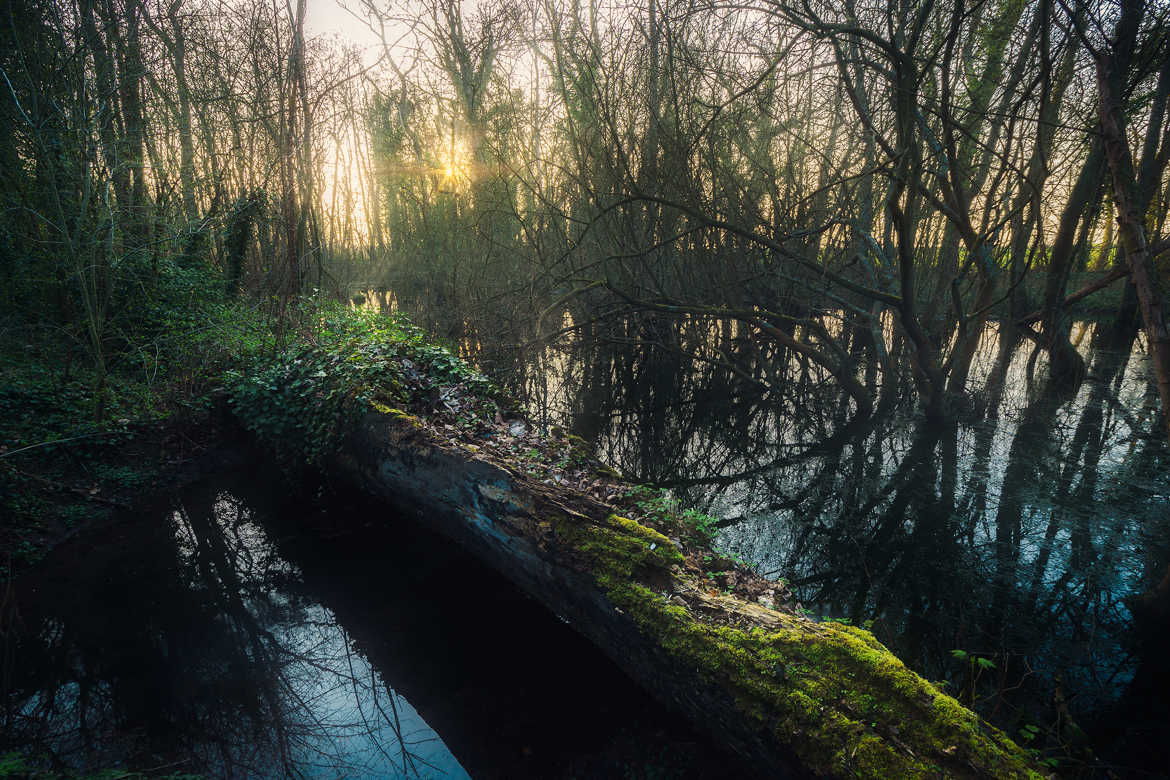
[323,409,1047,779]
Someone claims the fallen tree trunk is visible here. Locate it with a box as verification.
[327,407,1045,779]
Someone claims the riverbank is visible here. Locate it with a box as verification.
[0,262,271,571]
[0,405,243,569]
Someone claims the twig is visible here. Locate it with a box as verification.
[0,431,124,461]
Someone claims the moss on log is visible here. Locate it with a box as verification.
[327,407,1046,779]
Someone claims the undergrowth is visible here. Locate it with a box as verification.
[0,259,275,568]
[1,256,498,569]
[226,304,497,464]
[0,750,199,779]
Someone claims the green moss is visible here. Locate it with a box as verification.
[545,507,1044,779]
[556,513,683,582]
[373,403,423,427]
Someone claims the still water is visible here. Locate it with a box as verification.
[502,315,1170,776]
[1,462,746,778]
[355,284,1170,773]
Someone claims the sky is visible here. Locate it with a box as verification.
[304,0,385,58]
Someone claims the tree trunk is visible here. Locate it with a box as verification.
[316,409,1046,779]
[1098,55,1170,439]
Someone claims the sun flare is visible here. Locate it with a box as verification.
[436,134,474,193]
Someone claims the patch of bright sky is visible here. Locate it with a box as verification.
[304,0,385,63]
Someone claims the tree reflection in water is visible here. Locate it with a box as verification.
[2,468,742,779]
[2,479,468,778]
[514,315,1169,772]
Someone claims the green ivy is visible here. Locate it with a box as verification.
[227,303,496,464]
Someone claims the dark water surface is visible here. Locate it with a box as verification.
[2,462,746,778]
[500,317,1170,777]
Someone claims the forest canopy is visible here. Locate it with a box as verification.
[1,0,1168,430]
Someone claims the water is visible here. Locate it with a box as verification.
[348,289,1170,771]
[1,461,745,778]
[499,317,1170,775]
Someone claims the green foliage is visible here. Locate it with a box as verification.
[0,751,202,779]
[0,253,274,561]
[950,649,1000,709]
[227,343,383,463]
[227,303,495,464]
[950,649,996,670]
[91,463,154,491]
[0,753,30,778]
[1,265,263,427]
[223,191,265,298]
[625,485,721,546]
[2,254,271,437]
[1018,723,1041,743]
[112,256,274,411]
[0,372,110,451]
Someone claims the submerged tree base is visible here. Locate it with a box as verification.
[319,407,1045,779]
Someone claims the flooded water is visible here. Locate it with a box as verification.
[345,283,1170,773]
[497,316,1170,776]
[1,461,747,778]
